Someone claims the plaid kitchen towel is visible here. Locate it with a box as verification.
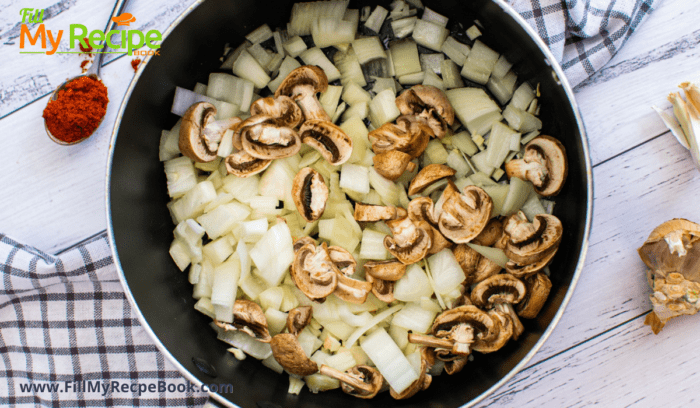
[507,0,657,87]
[0,232,209,407]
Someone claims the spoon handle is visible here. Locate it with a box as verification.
[87,0,130,77]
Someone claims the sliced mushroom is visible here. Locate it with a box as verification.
[215,299,271,342]
[505,244,558,278]
[472,309,514,353]
[291,242,339,302]
[368,116,431,158]
[395,85,455,138]
[517,272,552,319]
[250,95,304,128]
[390,355,432,400]
[373,150,415,180]
[383,216,432,265]
[453,244,502,285]
[287,306,313,336]
[408,164,457,196]
[471,274,527,339]
[505,135,568,197]
[300,120,353,166]
[335,272,373,304]
[365,273,395,303]
[364,259,407,303]
[240,115,302,159]
[504,212,563,265]
[275,65,330,122]
[438,185,493,244]
[408,197,452,254]
[354,203,398,222]
[408,305,498,357]
[270,333,318,376]
[292,168,328,222]
[319,365,383,399]
[293,236,316,252]
[327,246,357,276]
[472,218,504,247]
[179,102,242,162]
[224,150,271,177]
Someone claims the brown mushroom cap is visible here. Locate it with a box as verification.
[408,197,453,254]
[270,333,319,376]
[438,185,493,244]
[471,273,527,307]
[292,168,329,222]
[319,365,383,399]
[453,244,502,285]
[472,218,505,247]
[383,217,432,265]
[373,150,414,181]
[179,102,241,163]
[365,273,396,303]
[287,306,313,336]
[368,116,431,159]
[334,272,373,304]
[250,95,304,128]
[505,243,558,278]
[240,115,302,159]
[300,120,353,166]
[275,65,330,122]
[354,203,398,222]
[638,218,700,282]
[472,309,514,353]
[505,135,568,197]
[293,236,317,252]
[327,246,357,276]
[291,243,339,302]
[408,164,457,196]
[224,150,271,177]
[363,259,407,281]
[504,212,563,265]
[216,299,271,342]
[517,272,552,319]
[395,85,455,138]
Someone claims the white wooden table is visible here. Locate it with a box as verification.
[2,0,699,406]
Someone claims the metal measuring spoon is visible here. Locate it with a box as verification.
[45,0,129,145]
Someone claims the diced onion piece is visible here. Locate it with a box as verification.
[246,24,273,44]
[427,249,464,295]
[288,0,350,36]
[390,39,421,77]
[451,131,478,156]
[193,82,207,95]
[249,222,294,287]
[486,122,520,168]
[347,304,403,347]
[283,35,308,58]
[389,324,409,350]
[334,48,367,87]
[369,89,401,128]
[259,159,295,208]
[420,53,444,74]
[391,16,417,39]
[192,259,214,299]
[220,42,249,70]
[169,181,217,222]
[466,24,482,40]
[325,350,358,372]
[446,149,471,178]
[364,5,388,33]
[164,156,197,198]
[237,240,251,278]
[232,49,271,89]
[421,7,448,27]
[268,55,302,93]
[197,201,251,239]
[369,167,400,205]
[488,70,517,105]
[446,87,502,136]
[360,327,418,394]
[352,37,387,64]
[259,286,286,312]
[169,239,191,271]
[492,55,513,79]
[441,36,470,66]
[470,150,494,176]
[306,373,340,393]
[213,323,273,360]
[171,87,239,119]
[460,40,499,85]
[203,237,234,266]
[422,70,444,90]
[424,139,449,164]
[211,257,241,323]
[217,129,235,158]
[236,218,269,242]
[466,243,509,268]
[391,302,438,333]
[159,129,180,161]
[500,176,533,216]
[312,17,357,48]
[247,43,274,71]
[222,174,260,203]
[342,82,372,105]
[340,116,369,164]
[503,104,543,133]
[320,85,343,118]
[263,354,285,374]
[521,191,548,220]
[412,19,448,52]
[359,229,389,260]
[340,163,371,195]
[300,47,342,82]
[194,297,215,319]
[482,184,509,217]
[511,82,536,110]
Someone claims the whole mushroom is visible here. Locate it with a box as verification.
[438,185,493,244]
[275,65,331,122]
[395,85,455,138]
[471,274,527,339]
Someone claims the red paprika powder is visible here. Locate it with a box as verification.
[43,76,109,144]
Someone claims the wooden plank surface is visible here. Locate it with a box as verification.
[2,0,700,406]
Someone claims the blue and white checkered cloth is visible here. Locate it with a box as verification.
[0,0,657,406]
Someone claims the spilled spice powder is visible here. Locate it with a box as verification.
[43,76,109,144]
[131,58,141,72]
[79,37,93,54]
[80,60,90,73]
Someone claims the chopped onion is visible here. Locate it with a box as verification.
[503,104,543,133]
[364,5,388,33]
[202,236,234,266]
[222,173,260,203]
[347,304,403,347]
[360,327,418,394]
[288,0,350,36]
[300,47,342,82]
[488,70,517,105]
[492,55,513,79]
[194,297,216,319]
[164,156,197,198]
[446,149,471,178]
[466,24,482,41]
[334,48,367,86]
[421,7,447,27]
[359,229,389,260]
[352,37,387,64]
[441,36,469,66]
[247,43,274,70]
[169,239,191,271]
[369,89,401,128]
[192,259,214,299]
[424,139,449,164]
[466,242,509,268]
[511,82,536,110]
[521,192,548,220]
[340,163,371,194]
[249,222,294,287]
[159,129,180,162]
[427,249,464,295]
[390,38,421,77]
[211,257,241,322]
[422,70,444,90]
[220,41,249,70]
[312,17,357,48]
[232,49,271,89]
[486,122,520,168]
[246,24,273,44]
[342,101,369,122]
[283,35,308,58]
[213,323,272,360]
[391,16,417,39]
[482,184,508,217]
[412,19,448,52]
[169,181,217,222]
[320,85,343,117]
[391,302,437,333]
[446,87,502,136]
[197,202,251,240]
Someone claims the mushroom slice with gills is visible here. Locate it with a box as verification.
[291,242,338,302]
[408,197,452,254]
[368,116,431,159]
[270,333,319,376]
[300,120,353,166]
[215,299,271,343]
[408,305,498,357]
[395,85,455,138]
[383,216,432,265]
[319,365,383,399]
[287,306,313,336]
[438,185,493,244]
[224,150,271,177]
[504,212,563,265]
[373,150,415,181]
[250,95,304,128]
[472,309,514,353]
[275,65,330,122]
[354,203,398,222]
[505,243,558,278]
[390,354,432,400]
[517,272,553,319]
[364,259,407,303]
[334,271,373,304]
[292,167,328,222]
[365,273,395,303]
[472,218,505,247]
[179,102,242,162]
[408,164,457,196]
[327,246,357,276]
[471,273,527,339]
[453,244,502,285]
[240,115,302,159]
[293,236,316,252]
[505,135,568,197]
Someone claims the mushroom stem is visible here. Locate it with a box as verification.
[407,333,454,350]
[497,302,524,339]
[297,93,331,122]
[319,365,375,394]
[450,324,475,355]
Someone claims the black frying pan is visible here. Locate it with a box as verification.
[107,0,592,406]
